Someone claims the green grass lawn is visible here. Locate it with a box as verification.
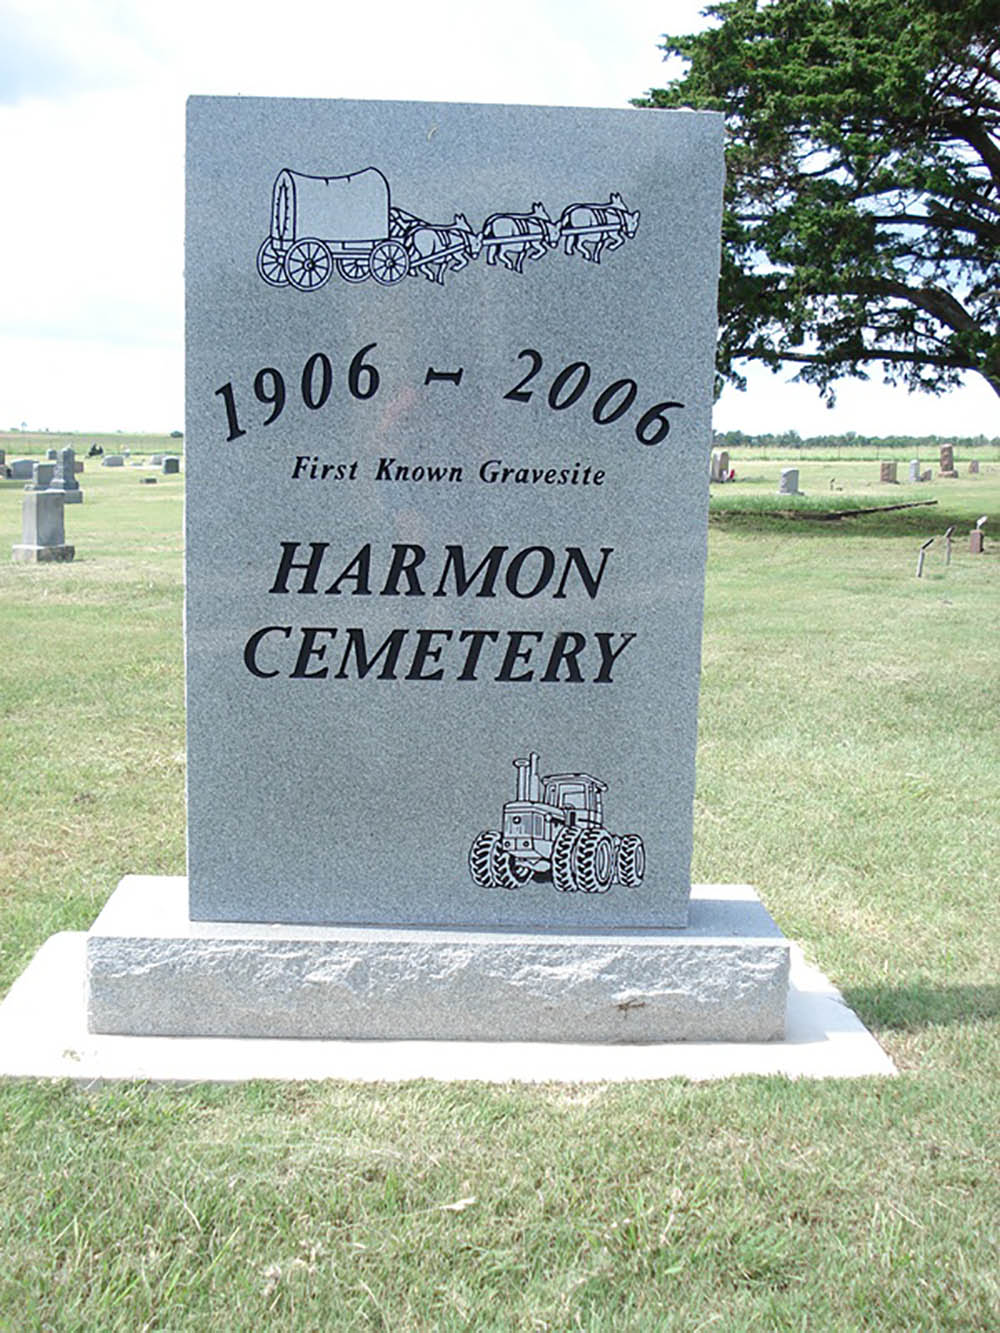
[1,452,997,1330]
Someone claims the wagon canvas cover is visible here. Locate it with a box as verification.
[271,166,390,244]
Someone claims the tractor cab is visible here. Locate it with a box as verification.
[541,774,606,829]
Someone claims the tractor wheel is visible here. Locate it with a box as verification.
[551,826,579,892]
[469,831,531,890]
[285,238,333,291]
[256,238,288,287]
[494,848,532,891]
[616,834,645,887]
[575,827,614,893]
[469,830,500,887]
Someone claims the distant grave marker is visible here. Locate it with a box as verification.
[778,467,799,495]
[48,447,83,504]
[12,492,74,563]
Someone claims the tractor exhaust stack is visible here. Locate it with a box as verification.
[513,752,541,802]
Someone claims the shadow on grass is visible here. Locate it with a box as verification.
[842,983,1000,1030]
[708,506,986,539]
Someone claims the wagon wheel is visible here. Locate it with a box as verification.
[336,255,370,283]
[369,239,410,286]
[256,238,288,287]
[285,238,333,292]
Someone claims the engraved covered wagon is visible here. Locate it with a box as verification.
[256,166,410,290]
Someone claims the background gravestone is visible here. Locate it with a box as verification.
[184,97,724,931]
[48,447,83,503]
[12,491,74,563]
[778,468,799,495]
[27,462,55,491]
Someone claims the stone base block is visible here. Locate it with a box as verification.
[86,879,790,1043]
[12,543,75,562]
[50,489,83,503]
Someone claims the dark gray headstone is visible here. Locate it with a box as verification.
[185,96,724,929]
[161,456,180,474]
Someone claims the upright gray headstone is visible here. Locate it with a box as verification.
[27,462,55,491]
[909,458,920,482]
[8,458,34,479]
[184,96,725,931]
[778,468,799,495]
[12,491,74,562]
[48,447,83,503]
[968,459,980,475]
[161,456,180,475]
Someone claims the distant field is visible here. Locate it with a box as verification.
[1,430,182,459]
[0,454,997,1330]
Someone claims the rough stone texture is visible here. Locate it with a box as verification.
[2,930,897,1082]
[12,491,74,562]
[778,468,799,495]
[968,459,980,474]
[86,878,789,1042]
[185,98,724,931]
[939,444,955,472]
[879,461,897,483]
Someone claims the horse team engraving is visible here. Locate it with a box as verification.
[256,167,640,290]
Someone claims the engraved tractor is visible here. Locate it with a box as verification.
[469,752,645,893]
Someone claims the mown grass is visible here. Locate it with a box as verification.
[1,453,998,1330]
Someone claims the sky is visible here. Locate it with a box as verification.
[1,0,996,438]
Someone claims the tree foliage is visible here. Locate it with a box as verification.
[634,0,1000,402]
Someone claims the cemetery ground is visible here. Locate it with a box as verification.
[1,439,997,1330]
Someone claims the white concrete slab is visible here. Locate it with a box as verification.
[0,931,895,1084]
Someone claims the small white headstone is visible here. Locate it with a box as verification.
[778,468,799,495]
